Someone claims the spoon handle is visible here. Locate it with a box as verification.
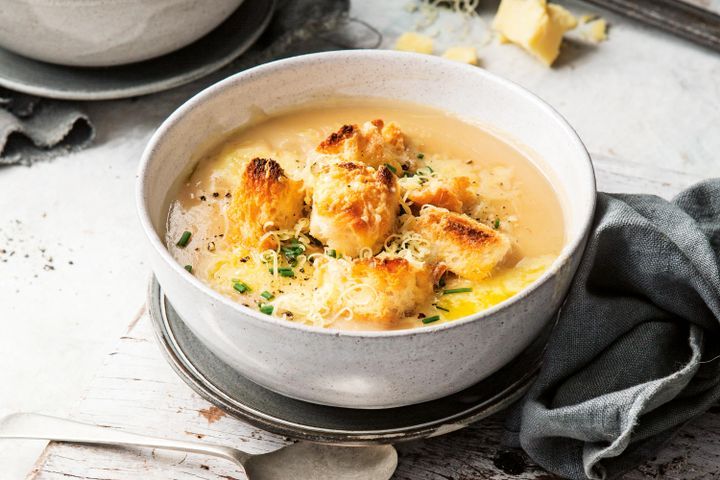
[0,413,249,464]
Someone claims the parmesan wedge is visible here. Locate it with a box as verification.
[493,0,577,66]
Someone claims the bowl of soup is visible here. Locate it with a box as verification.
[137,50,595,408]
[0,0,244,66]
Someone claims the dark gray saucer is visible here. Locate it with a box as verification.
[0,0,274,100]
[148,277,548,444]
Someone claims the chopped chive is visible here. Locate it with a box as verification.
[261,291,274,300]
[427,165,433,173]
[282,240,305,265]
[443,287,473,295]
[282,250,301,260]
[233,281,250,293]
[384,163,398,175]
[493,217,501,229]
[417,152,425,159]
[176,231,192,247]
[269,267,295,277]
[260,304,274,315]
[435,305,450,312]
[327,249,337,258]
[422,315,440,324]
[184,265,193,273]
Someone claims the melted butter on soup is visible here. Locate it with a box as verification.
[167,100,564,331]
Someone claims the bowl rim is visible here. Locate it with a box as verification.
[136,49,596,339]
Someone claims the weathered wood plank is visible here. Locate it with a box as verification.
[29,309,720,480]
[625,411,720,480]
[592,154,705,198]
[28,317,287,480]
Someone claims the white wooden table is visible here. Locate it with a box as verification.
[26,295,720,480]
[2,0,720,478]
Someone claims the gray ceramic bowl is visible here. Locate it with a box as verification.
[137,50,596,409]
[1,0,244,67]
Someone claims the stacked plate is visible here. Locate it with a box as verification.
[0,0,275,100]
[148,278,548,445]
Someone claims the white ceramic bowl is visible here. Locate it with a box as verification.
[137,50,596,409]
[1,0,244,67]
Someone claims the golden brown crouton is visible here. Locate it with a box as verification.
[316,120,414,172]
[310,162,400,257]
[226,157,305,249]
[407,206,511,281]
[314,257,433,326]
[403,176,475,213]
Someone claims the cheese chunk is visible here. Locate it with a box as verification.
[442,46,479,65]
[395,32,434,54]
[310,162,400,257]
[586,18,607,42]
[493,0,577,66]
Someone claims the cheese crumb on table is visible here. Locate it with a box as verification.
[492,0,577,66]
[442,46,479,65]
[585,18,608,42]
[395,32,434,54]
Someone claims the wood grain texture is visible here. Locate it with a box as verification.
[592,154,705,198]
[28,157,719,480]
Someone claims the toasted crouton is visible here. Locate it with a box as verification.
[314,257,433,325]
[408,206,511,280]
[310,162,400,257]
[403,176,476,213]
[226,157,305,249]
[316,119,414,172]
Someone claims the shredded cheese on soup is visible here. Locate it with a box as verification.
[166,101,564,331]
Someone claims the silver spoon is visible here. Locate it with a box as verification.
[0,413,398,480]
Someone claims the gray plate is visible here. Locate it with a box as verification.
[0,0,274,101]
[148,277,548,445]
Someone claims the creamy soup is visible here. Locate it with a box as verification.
[167,100,564,331]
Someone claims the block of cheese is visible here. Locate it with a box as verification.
[492,0,577,66]
[442,46,479,65]
[394,32,434,55]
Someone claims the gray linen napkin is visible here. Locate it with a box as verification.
[0,89,94,166]
[506,179,720,479]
